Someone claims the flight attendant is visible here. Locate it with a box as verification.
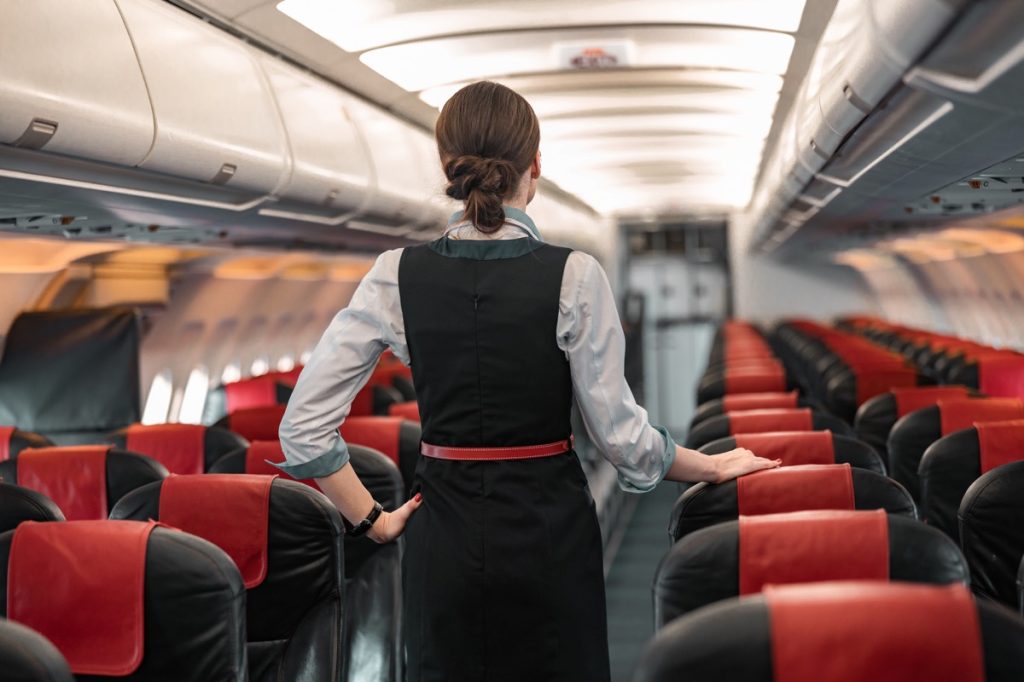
[277,81,778,682]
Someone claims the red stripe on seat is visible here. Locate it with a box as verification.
[341,416,404,464]
[767,582,984,682]
[8,520,156,675]
[17,447,109,520]
[853,367,918,406]
[978,354,1024,399]
[737,464,854,516]
[975,419,1024,473]
[723,368,785,394]
[0,425,14,461]
[228,405,287,442]
[739,510,888,595]
[734,431,834,466]
[721,392,798,412]
[125,424,206,474]
[728,408,813,435]
[224,376,279,412]
[939,398,1024,435]
[892,386,969,417]
[159,474,274,589]
[388,401,420,422]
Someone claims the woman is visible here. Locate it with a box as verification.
[277,81,778,682]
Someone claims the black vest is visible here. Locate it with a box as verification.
[398,239,573,447]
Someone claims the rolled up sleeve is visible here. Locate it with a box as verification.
[559,252,676,493]
[274,249,406,478]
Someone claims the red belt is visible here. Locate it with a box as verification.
[420,437,574,461]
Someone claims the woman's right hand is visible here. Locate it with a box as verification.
[367,493,423,544]
[711,448,780,484]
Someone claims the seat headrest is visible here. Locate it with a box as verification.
[14,446,110,521]
[0,426,14,461]
[739,510,888,594]
[892,386,970,417]
[723,368,785,394]
[341,416,405,464]
[0,482,65,533]
[225,405,286,441]
[732,431,834,466]
[223,376,282,412]
[737,464,854,516]
[387,401,420,421]
[728,408,812,435]
[721,391,798,412]
[7,520,158,675]
[850,366,919,405]
[974,419,1024,473]
[939,398,1024,435]
[159,474,274,588]
[125,423,207,475]
[766,582,983,682]
[977,355,1024,399]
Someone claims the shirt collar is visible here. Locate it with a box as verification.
[446,205,542,241]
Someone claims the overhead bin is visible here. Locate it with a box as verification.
[0,0,154,166]
[114,0,288,194]
[258,56,373,219]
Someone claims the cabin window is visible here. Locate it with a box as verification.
[178,366,210,424]
[141,370,173,425]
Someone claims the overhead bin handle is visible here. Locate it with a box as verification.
[209,163,237,185]
[13,118,59,150]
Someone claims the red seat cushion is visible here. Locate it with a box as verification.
[938,398,1024,435]
[892,386,970,417]
[0,425,14,461]
[767,582,984,682]
[159,474,274,589]
[733,431,834,466]
[16,446,109,520]
[729,408,813,434]
[739,510,889,594]
[975,419,1024,473]
[125,424,206,475]
[8,520,157,675]
[737,464,855,516]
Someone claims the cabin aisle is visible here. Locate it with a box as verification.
[605,483,680,681]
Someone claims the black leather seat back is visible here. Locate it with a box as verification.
[0,618,73,682]
[655,514,968,626]
[110,477,344,682]
[685,411,854,450]
[669,468,917,543]
[0,483,64,533]
[0,525,247,681]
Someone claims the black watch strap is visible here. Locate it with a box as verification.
[348,501,384,537]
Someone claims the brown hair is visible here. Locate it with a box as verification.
[435,81,540,233]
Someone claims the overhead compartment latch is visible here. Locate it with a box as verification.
[13,118,58,150]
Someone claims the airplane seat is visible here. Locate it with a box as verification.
[216,405,287,442]
[684,408,853,450]
[0,618,73,682]
[0,426,53,461]
[342,417,421,496]
[387,401,420,423]
[633,582,1024,682]
[958,461,1024,609]
[0,483,65,533]
[654,510,968,627]
[202,376,293,425]
[669,464,916,543]
[688,391,812,430]
[209,443,406,682]
[854,386,973,458]
[0,520,247,680]
[887,398,1024,502]
[1017,555,1024,616]
[106,423,247,474]
[823,364,928,423]
[392,375,416,402]
[919,420,1024,542]
[699,431,886,475]
[110,475,345,682]
[0,446,167,520]
[947,354,1024,397]
[696,367,794,405]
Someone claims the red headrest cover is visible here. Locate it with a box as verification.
[722,392,798,412]
[766,582,984,682]
[228,405,287,442]
[387,401,420,422]
[159,474,274,589]
[737,464,854,516]
[729,408,813,435]
[341,416,403,464]
[16,446,109,520]
[244,441,319,490]
[125,424,206,475]
[892,386,969,417]
[8,520,158,675]
[224,376,279,412]
[0,425,14,461]
[733,432,834,466]
[350,383,375,417]
[739,510,888,595]
[939,398,1024,435]
[974,419,1024,473]
[978,354,1024,399]
[853,367,918,405]
[723,368,785,394]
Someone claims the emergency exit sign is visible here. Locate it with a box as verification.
[557,41,632,70]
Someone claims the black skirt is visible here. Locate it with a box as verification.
[402,451,610,682]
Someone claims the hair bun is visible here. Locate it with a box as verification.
[444,156,518,230]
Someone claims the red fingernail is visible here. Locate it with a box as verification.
[414,493,422,502]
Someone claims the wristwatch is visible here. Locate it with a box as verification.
[347,501,384,537]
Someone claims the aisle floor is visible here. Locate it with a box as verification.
[605,482,680,681]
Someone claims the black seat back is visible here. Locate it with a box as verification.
[700,432,885,474]
[0,483,64,533]
[0,618,73,682]
[685,410,853,450]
